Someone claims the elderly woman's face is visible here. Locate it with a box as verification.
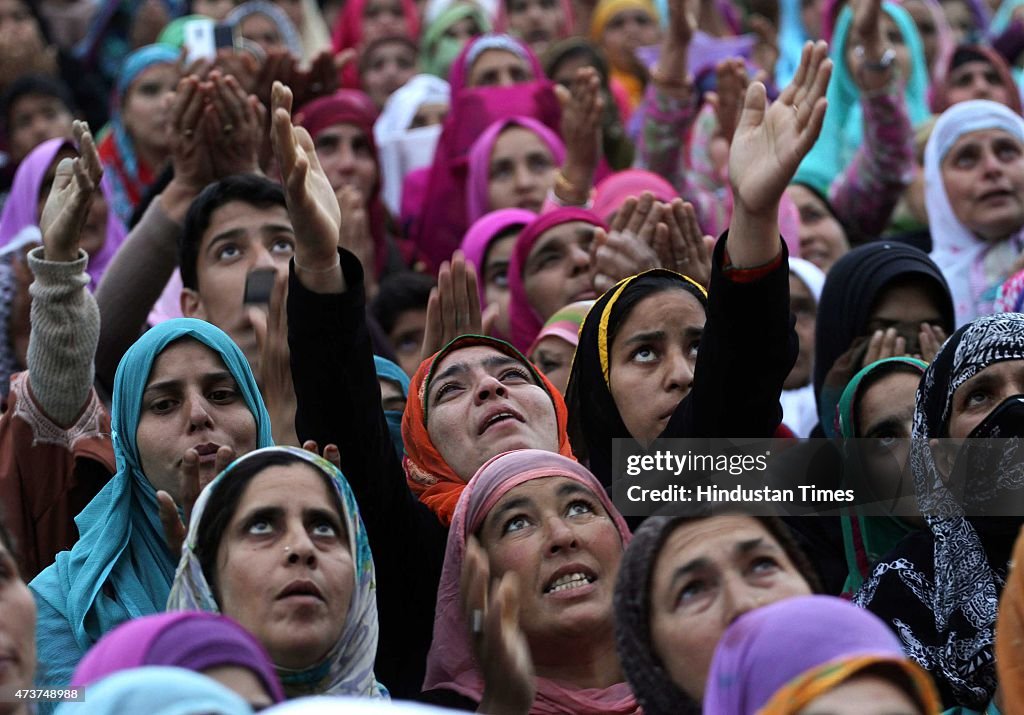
[478,476,622,649]
[522,221,597,320]
[941,128,1024,242]
[0,536,36,699]
[947,358,1024,438]
[468,48,534,87]
[426,345,560,480]
[488,126,558,214]
[215,463,355,670]
[135,339,259,500]
[609,288,705,446]
[122,63,176,154]
[649,516,812,700]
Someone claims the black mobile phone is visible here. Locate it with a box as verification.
[244,268,276,304]
[214,24,237,50]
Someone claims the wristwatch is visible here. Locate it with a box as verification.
[853,44,896,72]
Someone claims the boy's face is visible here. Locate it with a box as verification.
[7,93,74,163]
[181,200,295,381]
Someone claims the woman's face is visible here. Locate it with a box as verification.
[379,377,406,412]
[0,536,36,701]
[864,278,947,361]
[600,9,660,69]
[362,40,418,106]
[135,339,259,500]
[530,335,576,395]
[940,0,974,43]
[880,13,912,80]
[506,0,565,56]
[901,0,937,71]
[426,345,560,480]
[410,101,449,129]
[483,231,518,336]
[468,48,534,87]
[649,516,812,700]
[609,288,705,445]
[478,476,622,651]
[941,128,1024,242]
[240,14,285,52]
[0,0,44,50]
[215,463,355,670]
[313,122,379,198]
[796,673,923,715]
[488,126,558,213]
[192,0,237,20]
[121,63,177,154]
[362,0,408,44]
[947,358,1024,438]
[444,15,482,42]
[273,0,304,32]
[785,185,848,273]
[785,274,817,391]
[945,60,1011,107]
[855,370,921,516]
[521,221,597,320]
[201,665,276,710]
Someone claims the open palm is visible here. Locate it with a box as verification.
[39,121,103,262]
[729,41,832,215]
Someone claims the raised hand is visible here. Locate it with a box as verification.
[847,0,895,91]
[657,199,714,288]
[554,66,604,204]
[40,121,103,263]
[420,251,483,361]
[919,323,947,363]
[302,440,342,470]
[590,192,663,294]
[462,537,535,715]
[270,81,344,291]
[336,185,377,295]
[167,75,216,192]
[157,445,236,556]
[203,71,265,178]
[653,0,695,93]
[250,270,299,446]
[729,41,831,218]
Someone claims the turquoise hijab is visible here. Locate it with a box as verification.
[31,319,273,693]
[374,355,410,458]
[796,2,930,194]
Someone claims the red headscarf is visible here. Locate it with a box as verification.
[331,0,422,87]
[401,334,575,525]
[930,44,1023,115]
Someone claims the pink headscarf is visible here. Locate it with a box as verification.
[424,448,637,714]
[411,35,562,270]
[461,207,537,305]
[466,117,566,224]
[591,169,677,223]
[507,207,606,352]
[447,33,545,93]
[0,137,127,290]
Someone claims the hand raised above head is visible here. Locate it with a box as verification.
[420,251,483,362]
[40,120,103,263]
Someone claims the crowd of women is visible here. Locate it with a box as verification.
[4,0,1024,711]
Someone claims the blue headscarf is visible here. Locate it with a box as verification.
[374,355,410,458]
[31,319,273,694]
[796,2,930,194]
[54,666,253,715]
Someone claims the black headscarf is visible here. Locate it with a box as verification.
[565,269,708,489]
[813,242,954,425]
[854,313,1024,709]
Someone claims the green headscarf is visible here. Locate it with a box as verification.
[420,2,492,79]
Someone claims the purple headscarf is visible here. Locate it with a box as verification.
[460,207,536,305]
[0,138,128,289]
[466,117,566,225]
[703,595,915,715]
[71,612,286,703]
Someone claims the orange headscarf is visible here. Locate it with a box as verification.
[401,334,575,526]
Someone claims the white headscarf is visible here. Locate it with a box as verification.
[781,257,827,436]
[924,99,1024,326]
[374,75,451,216]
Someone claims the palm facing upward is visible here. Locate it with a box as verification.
[40,121,103,262]
[729,41,832,216]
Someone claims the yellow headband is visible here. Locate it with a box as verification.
[590,0,658,40]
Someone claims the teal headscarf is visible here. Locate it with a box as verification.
[31,319,273,695]
[796,2,930,195]
[374,355,410,458]
[54,666,253,715]
[836,356,927,597]
[168,447,387,699]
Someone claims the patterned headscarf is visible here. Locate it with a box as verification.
[401,334,574,525]
[167,446,386,699]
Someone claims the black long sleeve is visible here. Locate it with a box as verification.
[287,249,448,699]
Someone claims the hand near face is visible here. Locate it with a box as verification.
[336,185,377,293]
[462,536,536,715]
[590,193,663,294]
[919,323,947,363]
[554,67,604,202]
[40,121,103,263]
[420,251,484,362]
[656,199,714,289]
[156,445,236,557]
[729,41,831,217]
[301,440,342,470]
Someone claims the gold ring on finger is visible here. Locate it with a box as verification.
[224,123,234,135]
[183,128,194,138]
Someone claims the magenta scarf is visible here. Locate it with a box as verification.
[466,117,566,225]
[0,137,128,289]
[460,207,537,305]
[71,611,285,702]
[424,448,638,714]
[508,207,605,352]
[591,169,678,223]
